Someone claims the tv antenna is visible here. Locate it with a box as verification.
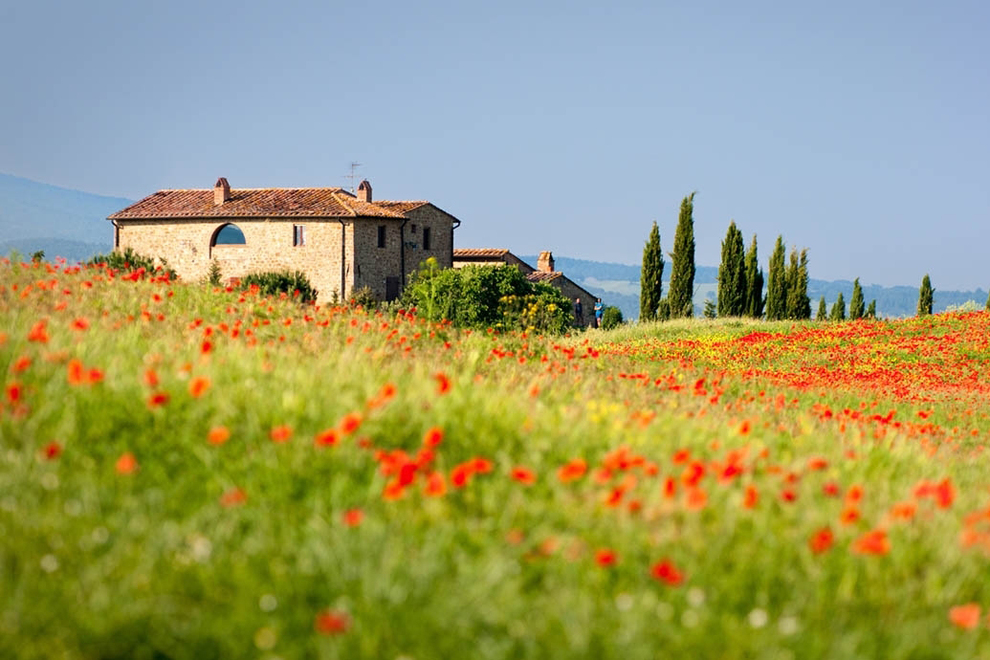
[343,162,362,192]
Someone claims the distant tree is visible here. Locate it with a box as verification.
[784,248,811,320]
[601,306,624,330]
[668,193,696,318]
[917,274,934,316]
[703,298,717,319]
[986,288,989,311]
[639,221,664,322]
[717,221,746,317]
[30,250,45,264]
[207,260,223,286]
[816,296,827,321]
[765,235,787,321]
[744,234,764,318]
[657,297,671,321]
[849,278,865,320]
[830,292,846,322]
[866,300,877,319]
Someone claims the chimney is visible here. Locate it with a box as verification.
[214,177,231,205]
[357,179,372,203]
[537,250,554,272]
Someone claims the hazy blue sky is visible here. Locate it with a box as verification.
[1,0,987,289]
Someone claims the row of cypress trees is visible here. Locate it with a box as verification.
[640,196,940,322]
[640,193,697,321]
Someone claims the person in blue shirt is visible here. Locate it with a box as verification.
[594,298,604,328]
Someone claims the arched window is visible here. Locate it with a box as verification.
[211,223,246,246]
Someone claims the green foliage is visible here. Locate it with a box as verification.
[657,297,671,322]
[830,292,846,321]
[30,250,45,264]
[816,296,827,321]
[207,260,222,286]
[866,299,877,319]
[639,221,664,322]
[668,192,696,318]
[88,247,178,280]
[348,286,378,309]
[744,234,764,319]
[600,305,624,330]
[703,298,717,319]
[849,278,865,320]
[717,221,746,317]
[403,260,571,334]
[239,270,318,304]
[918,274,934,316]
[784,248,811,320]
[765,235,787,321]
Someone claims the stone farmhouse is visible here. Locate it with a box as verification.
[453,249,599,327]
[108,178,460,302]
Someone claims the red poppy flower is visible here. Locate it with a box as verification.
[188,376,211,398]
[43,441,62,460]
[270,425,293,443]
[743,485,759,509]
[510,466,537,486]
[434,372,451,395]
[594,548,618,567]
[27,320,49,343]
[115,452,138,475]
[851,528,890,555]
[314,428,338,447]
[342,508,364,527]
[557,458,587,482]
[948,603,980,630]
[207,426,230,445]
[809,527,834,554]
[650,558,684,586]
[314,609,351,635]
[422,426,444,447]
[424,472,447,497]
[147,391,170,408]
[220,487,247,507]
[338,412,363,436]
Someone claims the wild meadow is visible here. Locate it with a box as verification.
[3,258,990,659]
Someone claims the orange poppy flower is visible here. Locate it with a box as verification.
[511,466,537,486]
[188,376,211,398]
[270,425,293,443]
[948,603,980,630]
[115,452,138,475]
[314,428,338,447]
[851,528,890,555]
[809,527,834,554]
[207,426,231,445]
[557,458,588,483]
[424,472,447,497]
[342,508,364,527]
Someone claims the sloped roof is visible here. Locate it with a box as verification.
[109,187,430,220]
[453,248,511,258]
[526,271,563,283]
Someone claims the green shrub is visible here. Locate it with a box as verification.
[239,270,317,303]
[601,305,624,330]
[88,247,177,280]
[403,260,572,333]
[348,286,378,309]
[207,260,222,286]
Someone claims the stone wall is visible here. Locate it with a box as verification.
[552,276,599,328]
[116,206,456,304]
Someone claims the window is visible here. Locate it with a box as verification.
[411,224,417,234]
[377,225,386,248]
[423,227,432,250]
[293,225,305,247]
[212,223,246,246]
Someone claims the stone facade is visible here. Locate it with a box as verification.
[109,179,460,303]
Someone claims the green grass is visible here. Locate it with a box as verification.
[2,260,990,658]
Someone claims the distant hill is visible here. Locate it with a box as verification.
[521,255,986,321]
[0,172,131,262]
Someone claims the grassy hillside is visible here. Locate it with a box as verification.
[3,257,990,657]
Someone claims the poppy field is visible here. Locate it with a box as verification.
[3,258,990,659]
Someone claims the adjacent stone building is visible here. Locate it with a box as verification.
[453,248,599,327]
[108,178,461,302]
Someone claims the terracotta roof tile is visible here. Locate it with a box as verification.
[109,187,415,220]
[453,248,511,258]
[526,271,563,283]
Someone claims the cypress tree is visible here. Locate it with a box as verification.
[765,235,787,321]
[796,249,811,319]
[668,193,696,318]
[985,288,989,311]
[639,221,664,322]
[703,298,717,319]
[830,292,846,322]
[744,235,764,318]
[917,274,934,316]
[717,221,746,317]
[816,296,827,321]
[866,300,877,319]
[849,278,865,320]
[784,249,811,319]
